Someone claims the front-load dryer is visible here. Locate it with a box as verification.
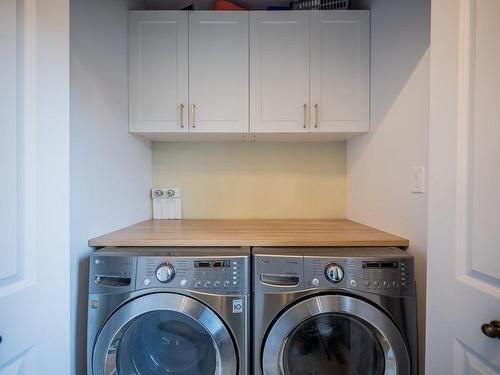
[87,247,250,375]
[253,247,418,375]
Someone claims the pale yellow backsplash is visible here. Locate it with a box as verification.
[152,142,346,219]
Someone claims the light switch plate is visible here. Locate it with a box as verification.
[412,167,425,193]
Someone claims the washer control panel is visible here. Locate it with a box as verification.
[304,256,415,297]
[136,256,249,294]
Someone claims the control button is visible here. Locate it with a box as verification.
[204,281,211,288]
[325,263,344,283]
[364,281,370,287]
[350,279,357,287]
[214,281,221,287]
[393,281,399,288]
[156,263,176,283]
[233,271,238,275]
[143,278,151,286]
[374,281,380,287]
[233,281,237,285]
[401,267,406,271]
[223,280,230,288]
[194,281,202,288]
[312,278,320,286]
[383,281,389,288]
[179,279,188,287]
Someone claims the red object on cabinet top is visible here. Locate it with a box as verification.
[213,0,247,10]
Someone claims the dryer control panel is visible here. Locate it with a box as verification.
[136,256,249,295]
[253,247,415,297]
[304,255,415,297]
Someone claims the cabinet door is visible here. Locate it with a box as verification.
[189,11,249,133]
[129,11,188,133]
[310,11,370,133]
[250,11,310,133]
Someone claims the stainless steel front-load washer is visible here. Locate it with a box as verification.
[87,247,250,375]
[253,247,418,375]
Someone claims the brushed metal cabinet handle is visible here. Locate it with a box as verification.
[191,104,196,128]
[303,104,308,129]
[179,103,184,128]
[314,103,319,128]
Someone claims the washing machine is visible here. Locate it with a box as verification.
[87,247,250,375]
[253,247,418,375]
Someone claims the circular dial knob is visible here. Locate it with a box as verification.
[155,263,176,283]
[325,263,344,283]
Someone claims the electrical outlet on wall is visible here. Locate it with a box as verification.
[152,188,182,219]
[411,167,425,193]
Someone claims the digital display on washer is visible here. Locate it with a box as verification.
[362,261,398,269]
[195,260,230,268]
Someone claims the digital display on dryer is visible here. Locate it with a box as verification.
[362,261,398,269]
[195,260,230,268]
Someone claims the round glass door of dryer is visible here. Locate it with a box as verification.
[92,293,237,375]
[262,295,410,375]
[282,313,386,374]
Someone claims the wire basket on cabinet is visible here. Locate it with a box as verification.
[290,0,350,10]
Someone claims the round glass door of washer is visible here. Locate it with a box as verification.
[117,310,217,374]
[92,293,237,375]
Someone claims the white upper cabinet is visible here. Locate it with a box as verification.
[250,11,310,133]
[189,11,249,133]
[310,11,370,132]
[129,11,188,133]
[128,10,370,140]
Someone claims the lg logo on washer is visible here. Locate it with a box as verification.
[232,299,243,313]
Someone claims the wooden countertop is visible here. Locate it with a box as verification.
[88,219,409,248]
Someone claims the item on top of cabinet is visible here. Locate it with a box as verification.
[152,188,182,219]
[213,0,247,10]
[290,0,350,10]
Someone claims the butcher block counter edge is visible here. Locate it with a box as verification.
[88,219,409,248]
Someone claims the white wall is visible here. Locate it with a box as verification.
[70,0,151,373]
[347,0,430,373]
